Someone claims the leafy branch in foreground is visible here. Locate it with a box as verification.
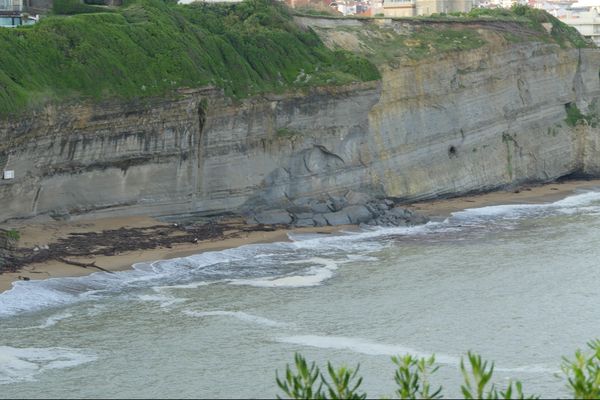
[276,353,322,400]
[460,352,494,399]
[561,339,600,399]
[392,354,441,399]
[276,341,600,399]
[460,352,537,400]
[276,353,366,400]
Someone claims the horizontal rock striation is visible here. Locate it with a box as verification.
[1,34,600,223]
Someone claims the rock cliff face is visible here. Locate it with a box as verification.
[1,20,600,223]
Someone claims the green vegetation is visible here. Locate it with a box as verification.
[510,4,590,48]
[4,229,20,242]
[502,132,515,179]
[565,103,594,127]
[0,0,379,117]
[276,339,600,399]
[562,339,600,399]
[426,5,592,49]
[294,6,339,17]
[327,24,486,66]
[276,353,366,400]
[52,0,111,15]
[393,354,441,399]
[276,127,301,137]
[315,5,591,67]
[0,1,591,117]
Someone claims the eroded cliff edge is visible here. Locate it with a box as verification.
[1,17,600,223]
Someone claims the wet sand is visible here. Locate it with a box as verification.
[2,178,600,293]
[405,179,600,219]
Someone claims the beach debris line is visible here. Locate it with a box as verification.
[0,219,276,275]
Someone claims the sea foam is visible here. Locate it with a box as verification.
[183,310,292,328]
[0,346,96,385]
[276,335,459,365]
[229,257,340,288]
[2,190,599,318]
[276,335,558,374]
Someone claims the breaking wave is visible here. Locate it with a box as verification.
[0,346,96,385]
[183,310,292,328]
[1,190,599,318]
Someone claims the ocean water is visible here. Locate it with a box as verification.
[2,190,600,398]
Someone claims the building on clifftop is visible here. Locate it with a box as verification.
[0,0,22,14]
[0,0,35,27]
[383,0,473,16]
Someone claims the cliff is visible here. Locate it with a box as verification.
[1,12,600,223]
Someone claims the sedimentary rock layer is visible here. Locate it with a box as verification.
[1,30,599,222]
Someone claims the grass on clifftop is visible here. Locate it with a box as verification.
[429,5,593,49]
[311,5,592,67]
[0,0,380,117]
[0,2,590,117]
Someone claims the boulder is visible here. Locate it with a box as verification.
[344,190,372,205]
[294,212,316,220]
[365,200,391,216]
[409,214,429,225]
[383,199,395,208]
[253,210,292,225]
[287,205,312,214]
[327,196,348,212]
[294,219,316,227]
[344,205,373,224]
[310,200,333,214]
[323,210,351,226]
[388,207,412,219]
[312,215,328,227]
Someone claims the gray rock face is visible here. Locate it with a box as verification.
[309,200,334,214]
[343,205,373,224]
[312,215,328,227]
[322,210,351,226]
[294,219,316,227]
[328,196,348,212]
[252,210,292,225]
[244,193,429,228]
[1,39,600,224]
[345,190,372,206]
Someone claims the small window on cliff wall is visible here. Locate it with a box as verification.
[448,146,457,158]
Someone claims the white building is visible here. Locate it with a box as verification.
[383,0,474,17]
[561,4,600,45]
[0,0,22,12]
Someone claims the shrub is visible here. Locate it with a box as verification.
[565,103,591,127]
[276,354,366,400]
[562,339,600,399]
[53,0,107,15]
[275,340,600,399]
[392,354,441,399]
[4,229,20,242]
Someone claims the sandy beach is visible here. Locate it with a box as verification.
[0,219,347,293]
[2,178,600,293]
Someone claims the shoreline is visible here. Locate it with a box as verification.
[0,224,350,293]
[404,178,600,218]
[2,178,600,293]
